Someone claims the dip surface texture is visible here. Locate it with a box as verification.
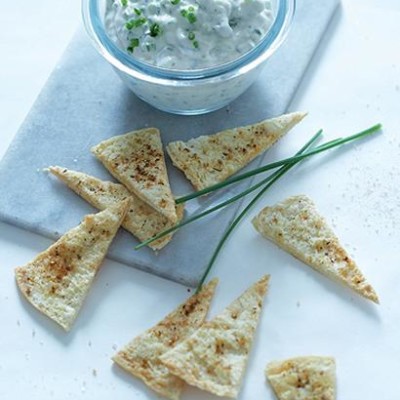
[105,0,274,69]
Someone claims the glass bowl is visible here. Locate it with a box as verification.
[82,0,295,115]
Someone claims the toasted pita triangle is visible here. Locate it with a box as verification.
[166,112,306,190]
[252,195,379,303]
[15,200,129,331]
[49,166,184,251]
[160,275,270,398]
[266,356,336,400]
[91,128,177,222]
[112,279,218,400]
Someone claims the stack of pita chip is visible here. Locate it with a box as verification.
[266,356,336,400]
[113,275,269,399]
[252,195,379,303]
[167,112,307,190]
[49,167,184,250]
[15,200,129,331]
[113,279,218,400]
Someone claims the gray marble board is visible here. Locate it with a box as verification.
[0,0,339,287]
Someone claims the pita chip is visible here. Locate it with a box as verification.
[15,200,129,331]
[252,195,379,303]
[166,112,306,190]
[266,356,336,400]
[112,279,218,400]
[160,275,270,398]
[49,166,184,250]
[91,128,177,222]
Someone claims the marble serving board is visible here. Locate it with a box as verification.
[0,0,338,287]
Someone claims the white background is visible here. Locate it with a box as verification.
[1,1,400,399]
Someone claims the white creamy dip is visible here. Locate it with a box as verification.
[105,0,273,69]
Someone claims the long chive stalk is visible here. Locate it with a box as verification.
[134,129,323,250]
[175,123,382,204]
[195,130,323,292]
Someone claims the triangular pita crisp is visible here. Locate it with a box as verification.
[266,356,336,400]
[166,112,306,190]
[160,275,270,398]
[252,195,379,303]
[91,128,177,222]
[49,166,184,251]
[112,279,218,400]
[15,200,129,331]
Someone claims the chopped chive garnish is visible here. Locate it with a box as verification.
[135,18,147,27]
[187,12,197,23]
[134,8,142,15]
[180,8,196,23]
[171,0,180,4]
[134,131,322,251]
[121,0,128,6]
[146,43,156,51]
[149,22,161,37]
[125,17,147,30]
[188,31,195,40]
[127,38,139,52]
[134,124,382,250]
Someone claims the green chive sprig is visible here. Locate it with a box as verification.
[134,123,381,251]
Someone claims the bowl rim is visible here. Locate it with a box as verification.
[82,0,295,85]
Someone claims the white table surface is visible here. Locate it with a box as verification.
[1,1,399,399]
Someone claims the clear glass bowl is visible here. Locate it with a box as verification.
[82,0,295,115]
